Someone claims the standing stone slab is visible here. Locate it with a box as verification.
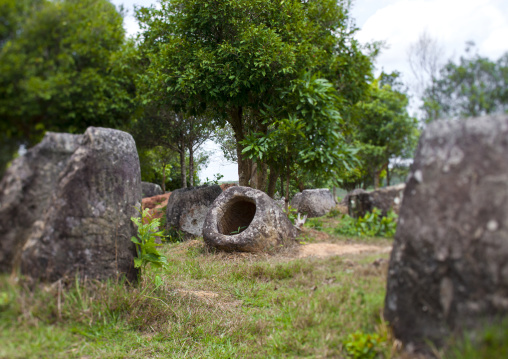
[348,184,405,218]
[142,181,163,198]
[291,189,335,218]
[0,133,81,272]
[203,186,299,252]
[18,127,140,282]
[165,185,222,238]
[385,115,508,352]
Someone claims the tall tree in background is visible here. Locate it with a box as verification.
[0,0,137,175]
[131,106,214,189]
[407,30,445,102]
[422,45,508,122]
[341,72,419,189]
[135,0,373,188]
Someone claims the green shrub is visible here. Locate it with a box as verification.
[343,330,386,359]
[326,207,343,218]
[284,204,298,225]
[335,208,397,238]
[304,217,324,231]
[165,227,186,242]
[130,208,168,277]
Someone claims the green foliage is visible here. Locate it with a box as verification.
[283,205,298,225]
[135,0,373,186]
[335,208,398,238]
[341,72,419,189]
[327,207,343,218]
[165,227,186,243]
[203,173,224,186]
[343,331,386,359]
[422,47,508,122]
[0,0,136,144]
[138,146,206,191]
[230,226,247,235]
[130,208,168,274]
[242,73,358,199]
[446,320,508,359]
[304,218,324,231]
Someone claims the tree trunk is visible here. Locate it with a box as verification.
[386,165,391,187]
[249,161,258,189]
[228,106,250,187]
[297,177,305,192]
[333,186,337,204]
[285,159,290,212]
[267,166,279,198]
[256,161,268,192]
[179,141,187,188]
[161,161,166,193]
[189,145,194,187]
[254,122,269,190]
[373,162,389,189]
[373,172,380,189]
[280,174,284,200]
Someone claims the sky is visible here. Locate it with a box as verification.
[111,0,508,182]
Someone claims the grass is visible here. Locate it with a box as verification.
[0,211,505,358]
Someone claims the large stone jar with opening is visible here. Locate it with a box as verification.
[203,186,298,253]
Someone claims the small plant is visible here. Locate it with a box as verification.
[327,207,343,218]
[0,291,10,310]
[335,208,398,238]
[165,226,186,242]
[130,208,168,277]
[284,205,298,224]
[343,330,386,359]
[230,226,247,235]
[203,173,224,185]
[157,205,168,229]
[304,217,324,231]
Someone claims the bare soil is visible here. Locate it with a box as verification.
[298,242,392,259]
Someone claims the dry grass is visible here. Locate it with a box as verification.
[2,213,496,358]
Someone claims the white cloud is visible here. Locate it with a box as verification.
[355,0,508,77]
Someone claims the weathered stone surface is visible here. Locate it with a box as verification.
[291,189,335,218]
[141,181,163,198]
[11,127,140,282]
[0,132,81,272]
[165,185,222,237]
[220,183,237,191]
[348,184,404,218]
[203,186,299,252]
[340,188,367,206]
[384,115,508,352]
[291,192,302,210]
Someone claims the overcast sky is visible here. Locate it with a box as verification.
[111,0,508,181]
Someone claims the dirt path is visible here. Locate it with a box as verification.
[297,242,392,259]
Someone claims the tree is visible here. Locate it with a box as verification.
[131,105,214,189]
[407,30,445,101]
[138,146,175,193]
[0,0,136,146]
[135,0,373,188]
[242,73,357,208]
[214,123,237,163]
[421,45,508,122]
[346,72,419,189]
[0,0,43,48]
